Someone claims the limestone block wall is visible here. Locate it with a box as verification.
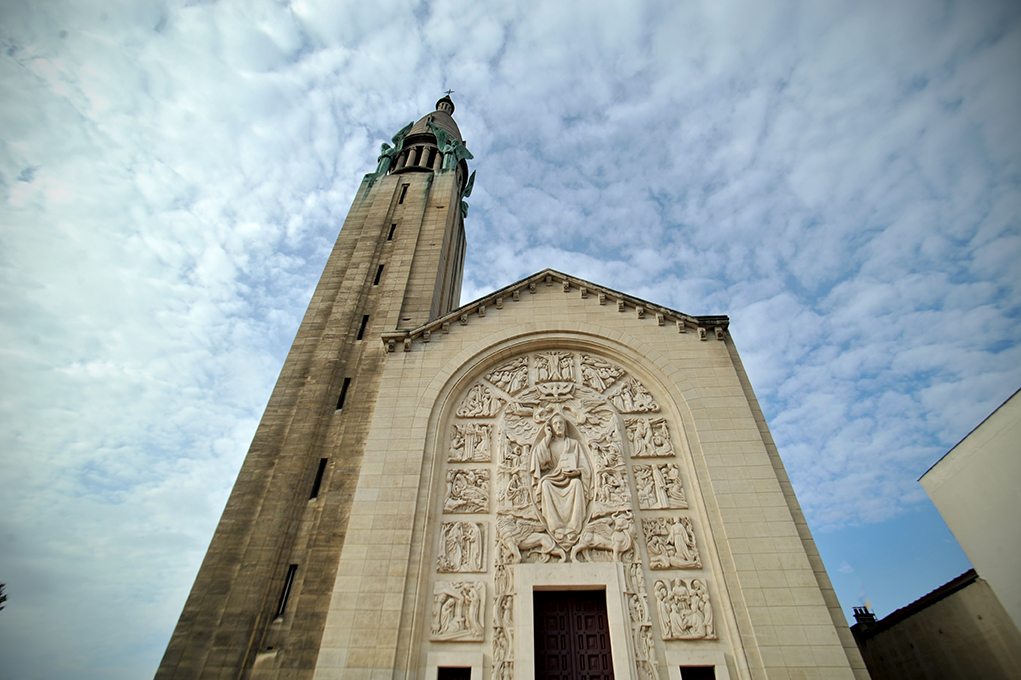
[312,273,867,680]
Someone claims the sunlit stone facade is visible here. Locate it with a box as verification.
[158,98,867,680]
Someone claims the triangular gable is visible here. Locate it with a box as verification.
[381,268,730,352]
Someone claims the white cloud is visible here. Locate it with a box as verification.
[1,0,1019,676]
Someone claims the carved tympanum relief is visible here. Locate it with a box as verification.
[634,462,687,510]
[444,469,490,514]
[435,349,716,678]
[449,423,492,462]
[654,577,716,640]
[643,517,701,569]
[437,521,486,573]
[431,582,485,641]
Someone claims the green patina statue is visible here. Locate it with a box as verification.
[461,170,476,219]
[374,121,414,174]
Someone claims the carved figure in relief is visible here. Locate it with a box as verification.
[530,414,593,547]
[570,511,635,562]
[609,376,660,413]
[627,417,676,458]
[535,351,574,383]
[449,423,492,462]
[457,384,503,417]
[438,521,485,572]
[643,516,701,569]
[635,462,687,510]
[654,578,716,640]
[651,418,675,457]
[496,514,566,563]
[486,357,529,394]
[580,354,626,392]
[431,582,485,641]
[626,418,655,458]
[444,469,490,514]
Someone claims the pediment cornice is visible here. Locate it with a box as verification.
[381,268,729,353]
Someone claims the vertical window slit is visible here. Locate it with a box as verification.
[356,315,370,340]
[336,378,351,410]
[398,184,409,204]
[374,265,384,286]
[275,564,298,618]
[309,458,328,500]
[387,224,396,241]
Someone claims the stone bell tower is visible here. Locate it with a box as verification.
[156,95,475,679]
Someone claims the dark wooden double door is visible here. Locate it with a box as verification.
[534,590,614,680]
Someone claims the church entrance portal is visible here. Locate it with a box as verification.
[533,590,615,680]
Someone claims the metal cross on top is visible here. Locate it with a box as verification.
[444,89,455,97]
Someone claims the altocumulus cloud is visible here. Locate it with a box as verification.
[1,0,1019,677]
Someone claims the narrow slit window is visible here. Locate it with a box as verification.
[336,378,351,410]
[356,315,370,340]
[373,265,384,285]
[680,668,716,680]
[387,224,396,241]
[398,184,409,204]
[275,564,298,618]
[309,458,328,499]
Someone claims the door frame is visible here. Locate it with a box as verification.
[515,562,633,680]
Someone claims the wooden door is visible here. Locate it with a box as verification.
[534,590,614,680]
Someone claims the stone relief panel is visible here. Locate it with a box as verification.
[626,562,660,680]
[444,469,490,514]
[432,348,715,679]
[580,354,626,392]
[431,581,485,641]
[486,357,529,395]
[437,521,486,573]
[449,423,492,462]
[534,351,575,383]
[654,578,716,640]
[634,462,688,510]
[608,376,660,413]
[625,417,675,458]
[492,564,514,680]
[643,517,701,569]
[457,384,503,417]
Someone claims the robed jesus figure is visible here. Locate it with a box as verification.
[529,414,593,547]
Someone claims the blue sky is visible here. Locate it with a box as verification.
[1,0,1018,677]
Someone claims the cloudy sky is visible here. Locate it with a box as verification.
[1,0,1018,677]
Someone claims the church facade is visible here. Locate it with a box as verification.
[157,97,867,680]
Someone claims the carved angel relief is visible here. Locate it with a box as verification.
[643,516,701,569]
[438,521,486,573]
[431,581,485,641]
[654,578,716,640]
[625,418,675,458]
[444,469,490,514]
[634,462,687,510]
